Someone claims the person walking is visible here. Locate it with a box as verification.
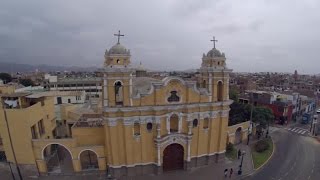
[229,168,233,178]
[224,168,228,178]
[238,149,241,159]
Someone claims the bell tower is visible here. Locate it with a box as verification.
[199,36,231,102]
[103,30,134,107]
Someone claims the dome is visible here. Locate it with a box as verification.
[107,43,130,55]
[136,62,146,71]
[207,48,224,57]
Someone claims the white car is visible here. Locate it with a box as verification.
[317,109,320,114]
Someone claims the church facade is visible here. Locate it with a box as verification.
[101,32,233,176]
[0,32,238,178]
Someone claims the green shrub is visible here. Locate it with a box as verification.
[226,142,234,152]
[255,139,270,152]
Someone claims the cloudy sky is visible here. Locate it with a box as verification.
[1,0,320,73]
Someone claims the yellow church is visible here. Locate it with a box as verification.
[0,32,249,178]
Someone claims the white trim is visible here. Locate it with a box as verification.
[114,80,124,85]
[41,143,73,159]
[106,109,230,126]
[108,162,158,168]
[190,150,226,159]
[162,76,186,86]
[104,100,233,112]
[78,149,99,159]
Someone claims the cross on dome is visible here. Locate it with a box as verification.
[114,30,124,44]
[210,36,218,49]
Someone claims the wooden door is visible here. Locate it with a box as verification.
[163,143,184,172]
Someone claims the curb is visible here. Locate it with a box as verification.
[254,138,275,171]
[240,138,275,179]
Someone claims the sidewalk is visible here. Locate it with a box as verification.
[131,143,253,180]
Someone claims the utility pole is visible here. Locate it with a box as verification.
[1,101,23,180]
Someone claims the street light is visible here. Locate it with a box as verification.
[238,151,246,175]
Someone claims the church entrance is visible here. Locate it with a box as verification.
[163,143,184,172]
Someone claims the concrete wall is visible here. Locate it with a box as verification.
[227,121,250,144]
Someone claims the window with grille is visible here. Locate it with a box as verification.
[146,123,153,131]
[31,125,38,139]
[193,119,198,128]
[38,119,45,135]
[134,123,140,136]
[203,118,209,129]
[168,91,180,102]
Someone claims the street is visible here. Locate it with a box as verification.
[244,127,320,180]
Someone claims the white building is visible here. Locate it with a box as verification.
[43,74,102,99]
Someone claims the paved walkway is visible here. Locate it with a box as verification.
[0,144,254,180]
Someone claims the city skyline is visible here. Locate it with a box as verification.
[1,0,320,74]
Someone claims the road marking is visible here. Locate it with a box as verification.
[292,128,299,132]
[301,131,306,135]
[298,130,304,134]
[284,172,289,177]
[308,175,311,180]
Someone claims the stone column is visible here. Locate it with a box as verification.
[72,159,81,172]
[129,74,133,106]
[98,157,107,171]
[36,160,47,174]
[156,123,161,138]
[103,74,108,106]
[188,120,193,135]
[178,115,182,133]
[166,115,170,134]
[208,73,212,102]
[157,145,161,166]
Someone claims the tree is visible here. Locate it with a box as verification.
[252,106,274,129]
[19,79,34,87]
[229,86,239,102]
[229,102,251,126]
[0,73,12,84]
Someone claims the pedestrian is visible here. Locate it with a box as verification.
[224,168,228,178]
[229,168,233,178]
[238,149,241,159]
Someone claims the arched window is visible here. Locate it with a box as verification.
[203,118,209,129]
[146,122,153,132]
[217,81,223,101]
[193,119,198,128]
[80,150,98,170]
[116,59,120,64]
[170,114,179,132]
[134,122,140,136]
[115,81,123,105]
[168,91,180,102]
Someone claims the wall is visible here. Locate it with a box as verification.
[227,121,250,144]
[72,127,105,146]
[0,97,55,165]
[0,86,15,94]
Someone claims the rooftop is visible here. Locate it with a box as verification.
[26,91,85,98]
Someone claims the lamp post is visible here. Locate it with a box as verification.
[238,151,246,175]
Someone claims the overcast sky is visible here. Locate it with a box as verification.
[1,0,320,74]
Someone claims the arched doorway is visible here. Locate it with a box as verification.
[43,144,73,174]
[80,150,99,170]
[235,127,242,144]
[163,143,184,172]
